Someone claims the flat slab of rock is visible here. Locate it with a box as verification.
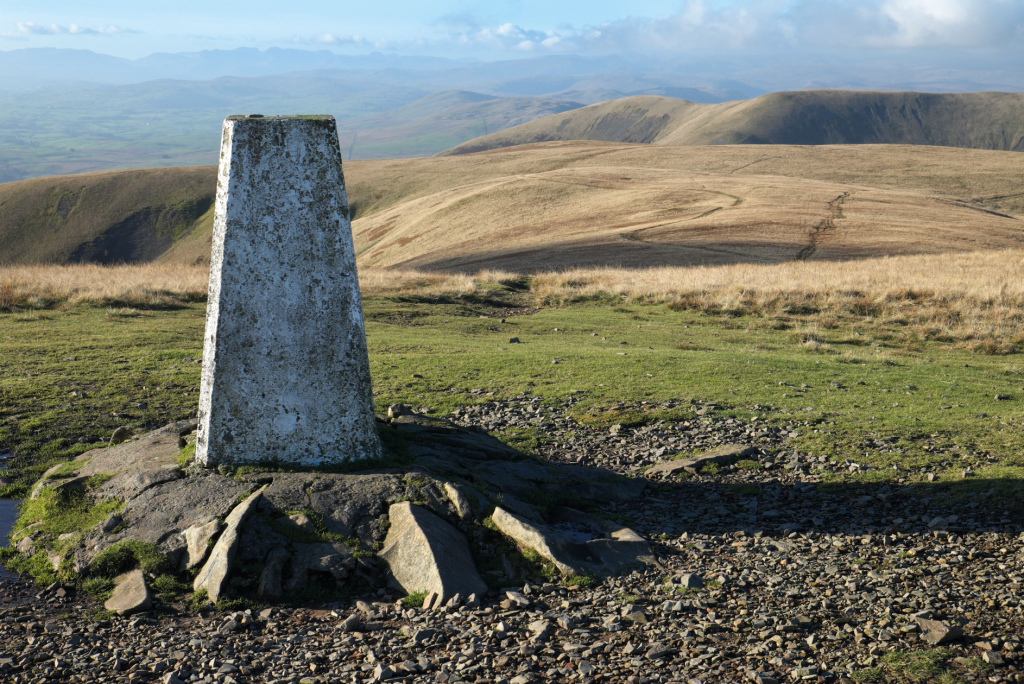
[491,506,656,577]
[915,617,965,645]
[30,421,193,500]
[646,444,756,477]
[117,474,251,546]
[104,569,152,616]
[379,501,486,604]
[194,484,267,604]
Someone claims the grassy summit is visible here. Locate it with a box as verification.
[1,274,1022,514]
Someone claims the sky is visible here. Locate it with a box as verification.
[1,0,1023,60]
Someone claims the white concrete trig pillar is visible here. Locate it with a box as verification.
[196,115,381,467]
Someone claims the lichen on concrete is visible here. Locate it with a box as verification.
[196,114,381,467]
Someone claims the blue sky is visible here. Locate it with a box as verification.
[1,0,1023,59]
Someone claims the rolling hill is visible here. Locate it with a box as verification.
[443,90,1024,155]
[3,142,1024,271]
[0,166,216,265]
[334,91,583,160]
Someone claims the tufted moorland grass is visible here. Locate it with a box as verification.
[0,274,1023,514]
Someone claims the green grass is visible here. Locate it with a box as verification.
[87,539,170,578]
[0,305,205,499]
[154,574,189,603]
[2,289,1024,511]
[187,588,210,612]
[14,476,122,539]
[80,576,115,601]
[878,649,968,684]
[402,590,429,608]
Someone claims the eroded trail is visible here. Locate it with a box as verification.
[796,191,850,261]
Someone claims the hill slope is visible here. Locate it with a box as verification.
[443,91,1024,155]
[0,166,216,265]
[351,142,1024,271]
[335,90,583,160]
[3,142,1024,270]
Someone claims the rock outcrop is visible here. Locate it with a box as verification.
[193,485,267,604]
[379,502,486,603]
[15,410,655,608]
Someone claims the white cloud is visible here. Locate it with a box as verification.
[312,33,367,46]
[876,0,1024,48]
[437,0,1024,55]
[451,22,566,52]
[590,0,1024,51]
[13,22,138,36]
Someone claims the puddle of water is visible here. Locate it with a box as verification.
[0,499,18,545]
[0,499,19,579]
[0,460,21,578]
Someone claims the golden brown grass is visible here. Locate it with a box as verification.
[0,264,488,311]
[349,142,1024,272]
[6,142,1024,271]
[530,250,1024,354]
[5,250,1024,353]
[0,263,210,310]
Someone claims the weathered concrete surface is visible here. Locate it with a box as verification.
[645,444,756,477]
[194,484,267,604]
[104,570,152,616]
[196,114,380,467]
[379,502,486,604]
[491,505,656,577]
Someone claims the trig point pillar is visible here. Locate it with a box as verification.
[196,114,382,467]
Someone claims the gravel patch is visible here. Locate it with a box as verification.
[2,398,1022,684]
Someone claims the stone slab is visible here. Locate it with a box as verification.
[196,114,380,467]
[182,518,222,570]
[379,501,486,604]
[491,505,656,577]
[117,474,251,547]
[646,444,756,477]
[104,569,152,616]
[194,484,267,604]
[30,421,192,500]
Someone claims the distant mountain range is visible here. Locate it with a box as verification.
[446,91,1024,155]
[334,91,583,161]
[3,47,1024,183]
